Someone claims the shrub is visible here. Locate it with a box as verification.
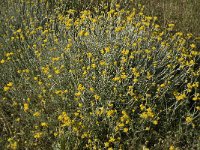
[0,0,199,149]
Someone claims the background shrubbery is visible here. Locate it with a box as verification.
[0,0,199,149]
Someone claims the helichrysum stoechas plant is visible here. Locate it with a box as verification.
[0,0,200,149]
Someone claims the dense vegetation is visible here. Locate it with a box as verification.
[0,0,199,149]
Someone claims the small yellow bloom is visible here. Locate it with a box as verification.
[87,52,92,58]
[153,120,158,125]
[89,87,94,92]
[174,92,186,101]
[78,103,83,107]
[84,32,89,36]
[77,84,85,91]
[186,116,193,124]
[54,132,58,137]
[54,69,60,74]
[145,127,150,131]
[195,106,200,110]
[120,72,127,79]
[41,122,48,127]
[16,118,20,122]
[116,4,120,9]
[140,104,145,111]
[75,91,81,97]
[34,77,38,80]
[109,137,115,143]
[7,82,13,87]
[104,142,109,147]
[160,83,166,88]
[140,112,148,119]
[0,59,5,64]
[34,132,43,139]
[52,57,60,61]
[169,145,175,150]
[115,26,123,32]
[16,28,22,33]
[106,110,115,117]
[23,103,29,112]
[118,123,125,127]
[33,112,40,117]
[104,47,110,53]
[91,63,96,69]
[9,141,17,150]
[94,94,100,100]
[142,146,149,150]
[123,127,129,133]
[190,44,196,49]
[58,112,71,127]
[168,24,175,28]
[112,76,120,81]
[4,86,10,92]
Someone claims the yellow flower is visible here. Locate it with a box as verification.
[147,108,154,118]
[174,92,186,101]
[58,112,71,127]
[34,76,38,80]
[89,87,94,92]
[123,127,129,133]
[169,145,175,150]
[160,83,166,88]
[145,127,150,131]
[7,82,13,87]
[104,47,110,53]
[4,86,10,92]
[23,103,29,112]
[91,64,96,68]
[120,72,127,79]
[109,137,115,143]
[75,91,81,97]
[190,44,196,49]
[146,72,152,79]
[168,24,175,29]
[9,141,17,150]
[94,94,100,100]
[186,116,193,124]
[52,57,60,61]
[34,132,43,139]
[140,104,145,111]
[195,106,200,110]
[100,60,106,66]
[54,69,60,74]
[112,76,120,81]
[142,146,149,150]
[192,93,199,101]
[77,84,85,91]
[0,59,5,64]
[78,30,85,36]
[115,26,123,32]
[118,123,125,127]
[84,31,89,36]
[140,112,148,119]
[41,122,48,127]
[106,110,115,117]
[33,112,40,117]
[87,52,92,58]
[104,142,109,147]
[116,4,120,9]
[153,120,158,125]
[16,118,20,122]
[78,103,83,107]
